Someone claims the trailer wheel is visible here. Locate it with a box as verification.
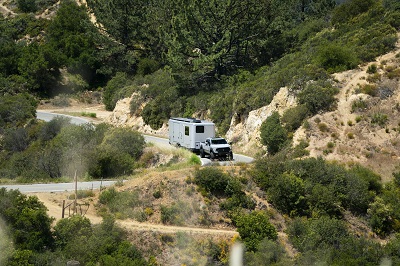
[200,149,205,158]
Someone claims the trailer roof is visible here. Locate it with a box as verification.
[169,117,214,124]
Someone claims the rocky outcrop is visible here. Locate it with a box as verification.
[107,93,168,137]
[225,87,297,156]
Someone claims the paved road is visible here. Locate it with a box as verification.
[36,111,91,125]
[0,181,117,193]
[1,111,253,193]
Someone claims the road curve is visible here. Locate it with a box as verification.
[1,111,254,193]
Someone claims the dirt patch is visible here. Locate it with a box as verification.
[294,33,400,181]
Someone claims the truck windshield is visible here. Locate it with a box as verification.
[211,139,227,145]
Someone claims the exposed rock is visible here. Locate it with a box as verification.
[226,87,297,155]
[107,93,168,137]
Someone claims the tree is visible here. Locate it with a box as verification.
[0,188,54,252]
[103,72,132,111]
[17,0,37,12]
[46,0,100,86]
[260,112,287,155]
[268,173,307,216]
[53,215,93,249]
[0,93,37,128]
[164,0,272,80]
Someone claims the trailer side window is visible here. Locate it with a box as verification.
[185,126,189,136]
[196,126,204,133]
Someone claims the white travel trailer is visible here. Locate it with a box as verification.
[168,117,215,152]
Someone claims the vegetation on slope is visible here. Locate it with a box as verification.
[1,0,400,265]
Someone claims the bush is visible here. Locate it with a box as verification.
[361,84,378,96]
[0,93,37,128]
[308,184,341,218]
[103,72,132,111]
[89,147,134,178]
[367,64,378,74]
[332,0,376,25]
[137,58,160,76]
[297,82,338,115]
[244,239,290,266]
[53,215,92,248]
[194,167,230,197]
[351,98,368,112]
[39,116,71,141]
[267,173,307,216]
[367,197,393,236]
[0,188,54,251]
[281,104,310,132]
[260,112,287,155]
[100,127,145,159]
[371,112,388,127]
[315,43,358,73]
[235,211,277,251]
[17,0,37,13]
[288,216,349,252]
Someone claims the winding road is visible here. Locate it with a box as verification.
[0,111,253,193]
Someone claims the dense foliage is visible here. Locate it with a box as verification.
[0,189,147,265]
[0,118,145,181]
[1,0,398,132]
[2,0,400,264]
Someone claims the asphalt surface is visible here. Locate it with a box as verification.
[0,181,117,193]
[0,111,254,193]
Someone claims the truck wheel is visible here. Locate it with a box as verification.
[210,152,215,160]
[229,152,233,161]
[200,149,205,158]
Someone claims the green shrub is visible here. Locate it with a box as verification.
[349,164,382,192]
[244,239,290,266]
[361,84,378,96]
[281,104,310,132]
[288,216,349,252]
[297,82,338,115]
[52,94,70,107]
[332,0,376,25]
[315,43,358,73]
[137,58,160,76]
[260,112,287,155]
[308,184,342,217]
[267,173,307,216]
[327,142,335,149]
[53,215,92,248]
[99,187,117,204]
[103,72,132,111]
[17,0,37,13]
[367,197,393,236]
[347,132,354,139]
[351,98,368,112]
[318,122,328,132]
[194,167,230,197]
[0,93,37,128]
[235,211,278,251]
[367,64,378,74]
[371,112,388,127]
[0,188,54,251]
[160,202,188,225]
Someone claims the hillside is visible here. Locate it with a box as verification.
[105,33,400,181]
[3,0,400,265]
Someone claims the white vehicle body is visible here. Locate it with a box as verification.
[200,137,233,160]
[168,117,215,152]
